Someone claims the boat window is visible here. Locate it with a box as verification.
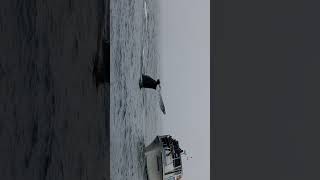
[173,158,181,167]
[167,176,175,180]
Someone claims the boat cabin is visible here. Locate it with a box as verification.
[145,135,184,180]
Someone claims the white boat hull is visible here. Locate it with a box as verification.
[145,137,163,180]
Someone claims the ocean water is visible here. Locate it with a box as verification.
[110,0,162,179]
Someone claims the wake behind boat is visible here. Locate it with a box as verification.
[144,135,184,180]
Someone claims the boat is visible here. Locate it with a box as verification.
[144,135,184,180]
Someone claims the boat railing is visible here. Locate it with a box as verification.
[164,165,183,176]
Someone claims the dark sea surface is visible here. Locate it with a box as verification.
[110,0,161,179]
[0,0,109,179]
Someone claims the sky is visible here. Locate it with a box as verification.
[158,0,210,179]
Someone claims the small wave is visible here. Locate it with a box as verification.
[144,1,148,19]
[142,47,145,58]
[144,1,148,30]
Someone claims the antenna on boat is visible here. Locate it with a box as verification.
[182,150,187,156]
[181,150,192,160]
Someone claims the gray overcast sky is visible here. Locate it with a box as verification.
[158,0,210,179]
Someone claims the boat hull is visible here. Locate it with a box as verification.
[145,136,163,180]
